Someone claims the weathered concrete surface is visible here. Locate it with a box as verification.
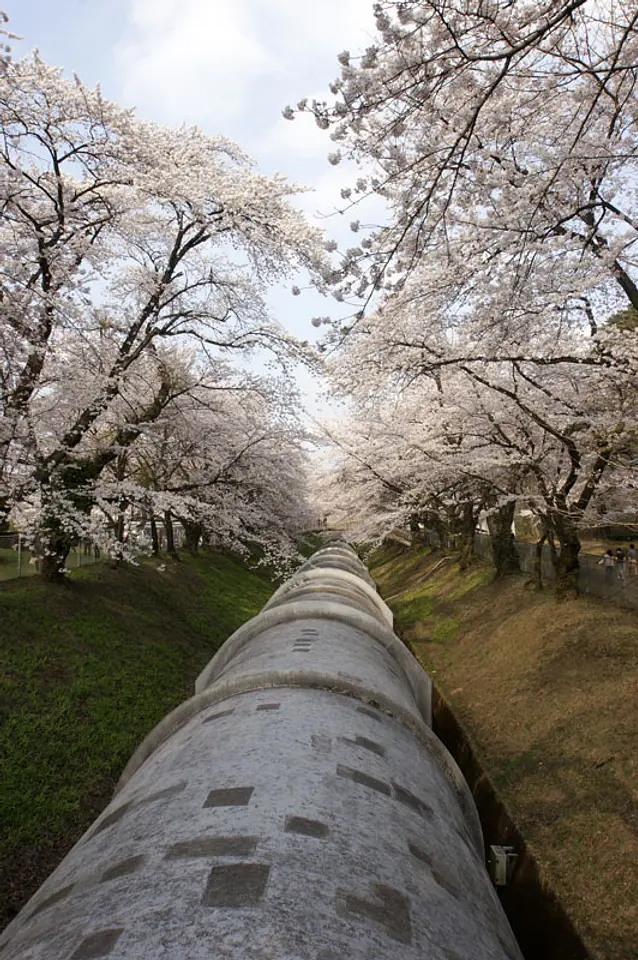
[296,552,377,587]
[194,602,408,699]
[0,544,523,960]
[265,565,393,626]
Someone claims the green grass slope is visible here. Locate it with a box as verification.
[0,552,275,929]
[370,543,638,960]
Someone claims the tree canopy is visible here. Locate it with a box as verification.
[300,0,638,593]
[0,49,326,577]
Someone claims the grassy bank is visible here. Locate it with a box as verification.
[0,551,275,929]
[370,543,638,960]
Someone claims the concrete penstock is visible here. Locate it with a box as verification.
[0,545,523,960]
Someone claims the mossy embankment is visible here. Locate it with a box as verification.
[369,543,638,960]
[0,551,275,930]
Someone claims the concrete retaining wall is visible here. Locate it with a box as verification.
[0,543,523,960]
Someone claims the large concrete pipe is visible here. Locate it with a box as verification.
[0,545,523,960]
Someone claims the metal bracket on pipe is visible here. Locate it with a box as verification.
[488,844,518,886]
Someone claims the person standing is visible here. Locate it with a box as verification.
[627,543,637,577]
[615,547,626,581]
[599,549,616,581]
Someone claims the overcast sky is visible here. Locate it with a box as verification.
[4,0,380,412]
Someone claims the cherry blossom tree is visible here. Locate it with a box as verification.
[118,359,314,570]
[322,324,637,594]
[298,0,638,320]
[300,0,638,595]
[291,0,638,377]
[0,11,12,73]
[1,54,326,578]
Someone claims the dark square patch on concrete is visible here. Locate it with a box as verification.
[409,843,461,899]
[356,706,382,722]
[31,883,75,917]
[311,734,332,754]
[202,709,235,724]
[204,787,254,808]
[143,781,188,805]
[337,764,391,797]
[256,703,280,711]
[408,842,432,867]
[166,836,258,858]
[100,855,145,882]
[392,782,433,818]
[285,816,329,838]
[93,802,132,835]
[202,862,270,907]
[70,928,124,958]
[340,736,386,757]
[336,883,412,944]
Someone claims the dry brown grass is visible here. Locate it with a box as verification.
[371,546,638,960]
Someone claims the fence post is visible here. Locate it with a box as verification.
[17,533,22,578]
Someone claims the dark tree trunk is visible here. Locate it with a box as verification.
[0,498,9,535]
[108,499,129,569]
[410,514,419,544]
[41,550,68,582]
[183,520,202,556]
[149,514,159,556]
[458,502,477,571]
[532,532,548,591]
[36,462,96,581]
[39,515,73,583]
[486,501,520,579]
[409,514,427,546]
[552,514,581,598]
[432,514,448,550]
[164,511,179,560]
[115,508,126,545]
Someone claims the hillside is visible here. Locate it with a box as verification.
[370,543,638,960]
[0,552,275,930]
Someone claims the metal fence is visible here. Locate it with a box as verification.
[0,525,186,582]
[0,534,100,581]
[473,533,638,610]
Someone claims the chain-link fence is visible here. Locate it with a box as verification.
[0,534,100,581]
[473,533,638,610]
[0,523,188,582]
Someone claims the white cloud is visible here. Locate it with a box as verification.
[115,0,280,124]
[259,110,331,165]
[114,0,376,128]
[113,0,380,415]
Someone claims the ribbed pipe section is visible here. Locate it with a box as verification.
[0,543,523,960]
